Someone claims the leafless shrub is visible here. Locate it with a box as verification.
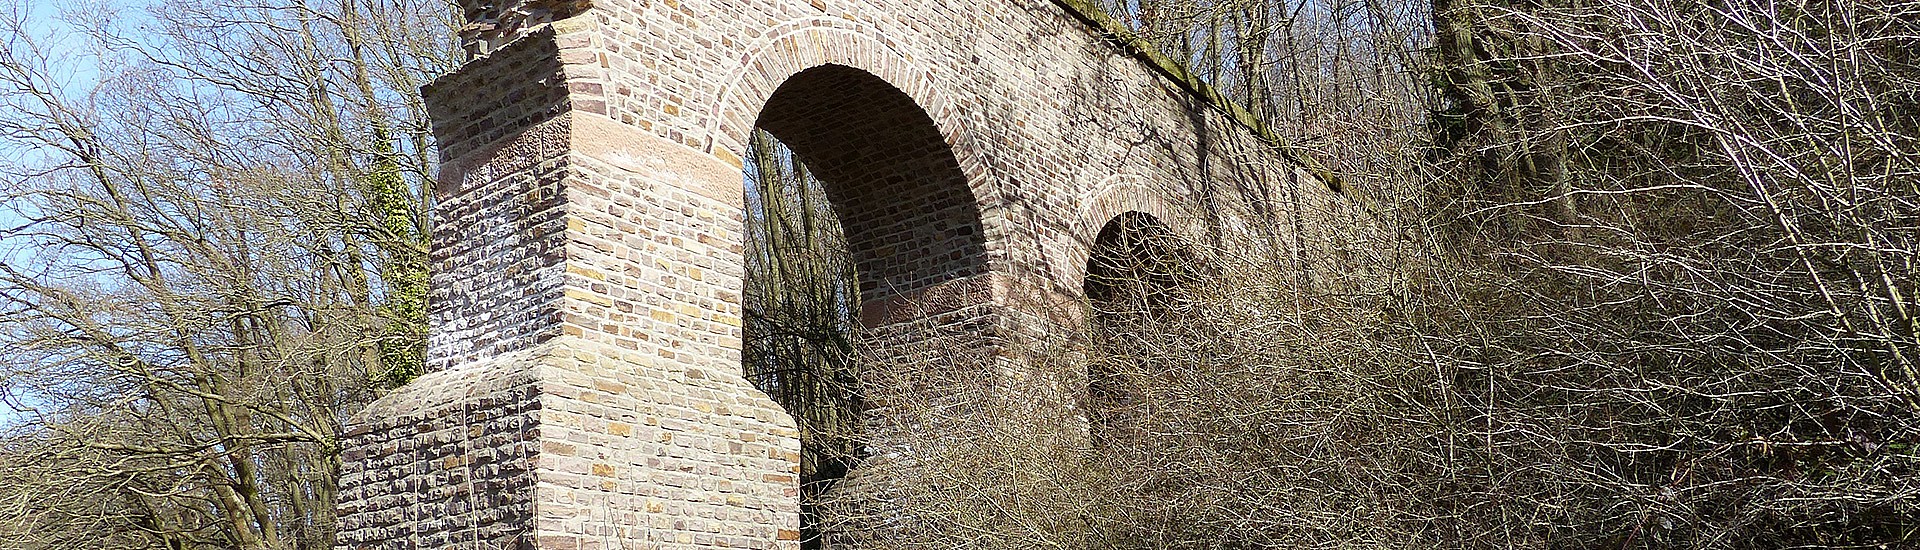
[1419,0,1920,545]
[791,226,1445,549]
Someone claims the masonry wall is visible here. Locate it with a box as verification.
[335,0,1388,548]
[335,353,541,547]
[602,0,1375,311]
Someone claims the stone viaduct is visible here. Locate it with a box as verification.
[334,0,1381,548]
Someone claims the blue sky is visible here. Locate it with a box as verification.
[2,0,93,236]
[0,0,104,429]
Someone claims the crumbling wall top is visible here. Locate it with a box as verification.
[459,0,592,57]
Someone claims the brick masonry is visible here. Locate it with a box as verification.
[334,0,1386,548]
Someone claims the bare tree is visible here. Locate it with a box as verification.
[739,128,865,550]
[0,0,455,548]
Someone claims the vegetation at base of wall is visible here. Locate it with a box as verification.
[811,221,1916,548]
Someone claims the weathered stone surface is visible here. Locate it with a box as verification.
[336,0,1386,548]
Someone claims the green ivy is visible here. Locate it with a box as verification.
[366,132,429,388]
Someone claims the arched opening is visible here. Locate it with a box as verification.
[737,64,989,550]
[1082,212,1190,448]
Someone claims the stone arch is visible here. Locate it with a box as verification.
[726,64,992,324]
[707,19,946,149]
[1082,211,1192,306]
[721,53,1000,549]
[706,21,1006,309]
[706,22,996,224]
[707,22,1004,327]
[1079,209,1193,450]
[1070,175,1200,295]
